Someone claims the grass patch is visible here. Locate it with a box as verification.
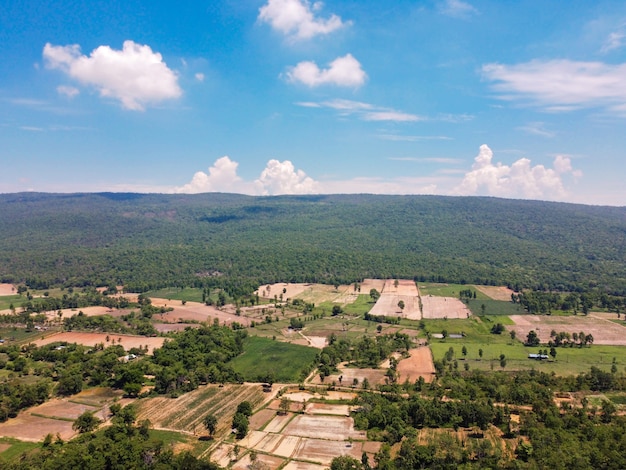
[606,393,626,405]
[229,336,318,383]
[145,287,204,303]
[0,294,23,311]
[0,438,40,464]
[466,299,524,316]
[0,327,57,345]
[418,283,490,300]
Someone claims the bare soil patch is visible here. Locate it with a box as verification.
[359,279,386,294]
[0,284,16,296]
[282,415,366,441]
[294,439,368,467]
[367,279,421,319]
[151,299,248,327]
[232,452,285,470]
[306,403,351,416]
[421,295,470,319]
[263,412,295,433]
[46,306,130,321]
[309,365,387,387]
[0,413,75,442]
[381,279,419,296]
[396,347,436,383]
[31,399,100,421]
[508,314,626,346]
[474,285,515,301]
[32,332,165,354]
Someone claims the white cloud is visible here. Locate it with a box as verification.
[173,156,246,194]
[286,54,366,87]
[174,157,318,195]
[258,0,348,40]
[516,122,555,138]
[363,111,421,122]
[56,85,79,98]
[43,40,182,111]
[454,144,581,200]
[255,160,319,195]
[195,73,205,82]
[297,98,421,122]
[482,59,626,114]
[440,0,477,18]
[601,22,626,53]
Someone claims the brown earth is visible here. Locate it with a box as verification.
[151,299,249,327]
[421,295,470,319]
[0,284,16,296]
[508,314,626,346]
[474,285,515,301]
[396,347,436,383]
[31,332,165,354]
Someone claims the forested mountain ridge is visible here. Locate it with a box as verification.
[1,192,626,293]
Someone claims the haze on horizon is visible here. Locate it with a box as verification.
[1,1,625,206]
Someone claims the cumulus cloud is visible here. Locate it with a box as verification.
[195,73,205,82]
[173,157,245,194]
[454,144,581,200]
[254,160,319,195]
[43,40,182,110]
[286,54,366,87]
[482,59,626,114]
[258,0,348,40]
[174,157,318,195]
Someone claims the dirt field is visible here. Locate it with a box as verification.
[136,383,273,436]
[397,347,436,383]
[153,323,199,333]
[421,295,470,319]
[474,285,515,301]
[509,314,626,346]
[0,387,121,442]
[282,415,364,442]
[31,332,165,354]
[0,283,16,296]
[367,279,421,319]
[44,306,130,321]
[151,299,249,327]
[359,279,386,294]
[256,283,361,306]
[309,363,387,387]
[380,279,419,296]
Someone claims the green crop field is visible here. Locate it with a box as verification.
[418,283,491,299]
[145,287,204,303]
[229,336,318,383]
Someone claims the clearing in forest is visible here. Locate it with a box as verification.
[31,332,165,354]
[396,347,436,383]
[421,295,470,319]
[368,279,421,319]
[151,299,249,327]
[509,314,626,346]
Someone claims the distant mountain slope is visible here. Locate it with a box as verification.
[1,192,625,292]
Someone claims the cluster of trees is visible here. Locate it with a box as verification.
[318,333,412,379]
[152,324,246,395]
[4,193,626,295]
[513,289,626,315]
[331,366,626,469]
[548,329,595,348]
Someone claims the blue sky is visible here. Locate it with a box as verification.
[1,0,626,205]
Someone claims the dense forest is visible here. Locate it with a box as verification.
[1,192,626,294]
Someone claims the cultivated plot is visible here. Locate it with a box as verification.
[421,295,470,319]
[509,314,626,346]
[151,299,249,327]
[396,347,436,383]
[369,279,421,319]
[32,332,165,354]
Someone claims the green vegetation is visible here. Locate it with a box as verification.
[145,287,205,303]
[229,336,318,383]
[3,193,626,293]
